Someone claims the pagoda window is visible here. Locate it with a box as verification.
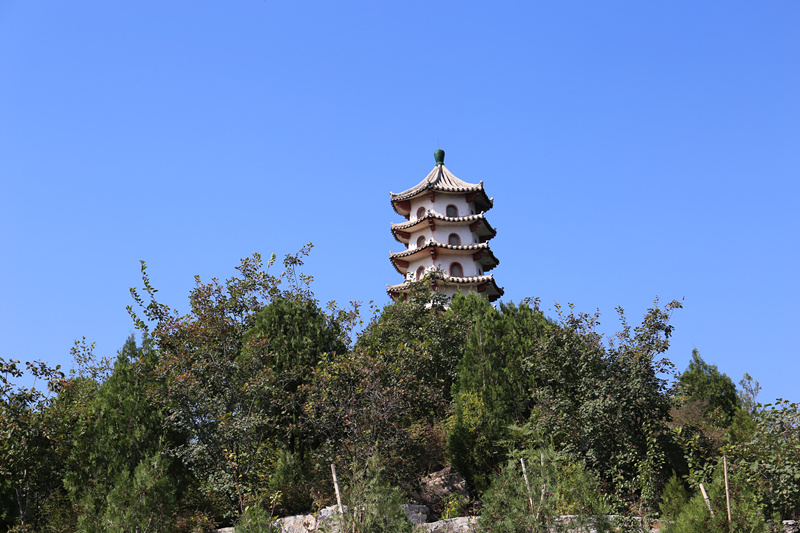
[450,262,463,278]
[416,207,426,220]
[416,266,425,281]
[448,233,461,246]
[446,204,458,217]
[417,235,426,248]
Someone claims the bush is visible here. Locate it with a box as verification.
[325,455,414,533]
[661,460,770,533]
[478,447,612,533]
[235,493,281,533]
[658,473,690,521]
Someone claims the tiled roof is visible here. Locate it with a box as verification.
[389,240,488,260]
[391,211,491,231]
[386,274,505,301]
[390,212,498,244]
[390,164,493,215]
[388,241,499,274]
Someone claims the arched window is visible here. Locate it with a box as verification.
[416,266,425,281]
[417,235,426,248]
[446,204,458,217]
[450,262,463,278]
[416,207,426,220]
[448,233,461,246]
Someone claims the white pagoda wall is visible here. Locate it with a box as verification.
[404,195,484,281]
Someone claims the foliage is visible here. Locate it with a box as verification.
[675,349,740,428]
[478,446,612,533]
[127,246,349,517]
[0,355,67,530]
[89,452,177,533]
[327,455,414,533]
[662,459,770,533]
[738,373,762,415]
[728,399,800,520]
[658,473,690,521]
[305,285,465,490]
[447,293,550,491]
[59,335,183,532]
[449,294,679,504]
[235,492,281,533]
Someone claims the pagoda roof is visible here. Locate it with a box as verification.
[389,241,499,275]
[390,164,493,216]
[387,274,505,302]
[390,212,497,244]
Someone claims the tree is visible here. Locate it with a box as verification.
[675,349,740,428]
[304,285,468,492]
[61,335,183,533]
[127,246,350,518]
[728,399,800,520]
[447,293,550,491]
[0,356,68,530]
[448,295,680,505]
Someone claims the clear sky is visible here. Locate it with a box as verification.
[1,1,798,404]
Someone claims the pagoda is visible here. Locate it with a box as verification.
[388,150,503,302]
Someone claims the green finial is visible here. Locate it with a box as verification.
[434,149,445,166]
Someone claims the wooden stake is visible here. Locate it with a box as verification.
[723,455,732,524]
[699,483,714,516]
[520,458,535,514]
[331,464,343,516]
[536,453,546,523]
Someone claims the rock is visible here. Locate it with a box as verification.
[419,467,469,516]
[419,516,477,532]
[401,504,430,524]
[275,505,342,533]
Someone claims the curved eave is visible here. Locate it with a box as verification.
[387,275,504,302]
[388,242,499,275]
[390,213,498,244]
[389,164,493,215]
[390,190,493,216]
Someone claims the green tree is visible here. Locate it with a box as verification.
[448,295,679,505]
[447,293,550,491]
[60,335,183,533]
[479,446,611,533]
[675,349,740,428]
[728,399,800,520]
[662,458,769,533]
[0,356,68,530]
[327,454,413,533]
[128,246,349,518]
[305,285,467,492]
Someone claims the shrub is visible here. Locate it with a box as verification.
[479,447,612,533]
[324,455,414,533]
[662,460,770,533]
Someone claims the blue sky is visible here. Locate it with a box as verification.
[1,1,798,404]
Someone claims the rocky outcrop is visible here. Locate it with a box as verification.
[418,466,469,518]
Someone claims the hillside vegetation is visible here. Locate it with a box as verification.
[2,248,797,532]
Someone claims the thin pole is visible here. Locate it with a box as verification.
[699,483,714,516]
[536,453,546,523]
[520,458,535,514]
[331,464,343,516]
[723,456,732,524]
